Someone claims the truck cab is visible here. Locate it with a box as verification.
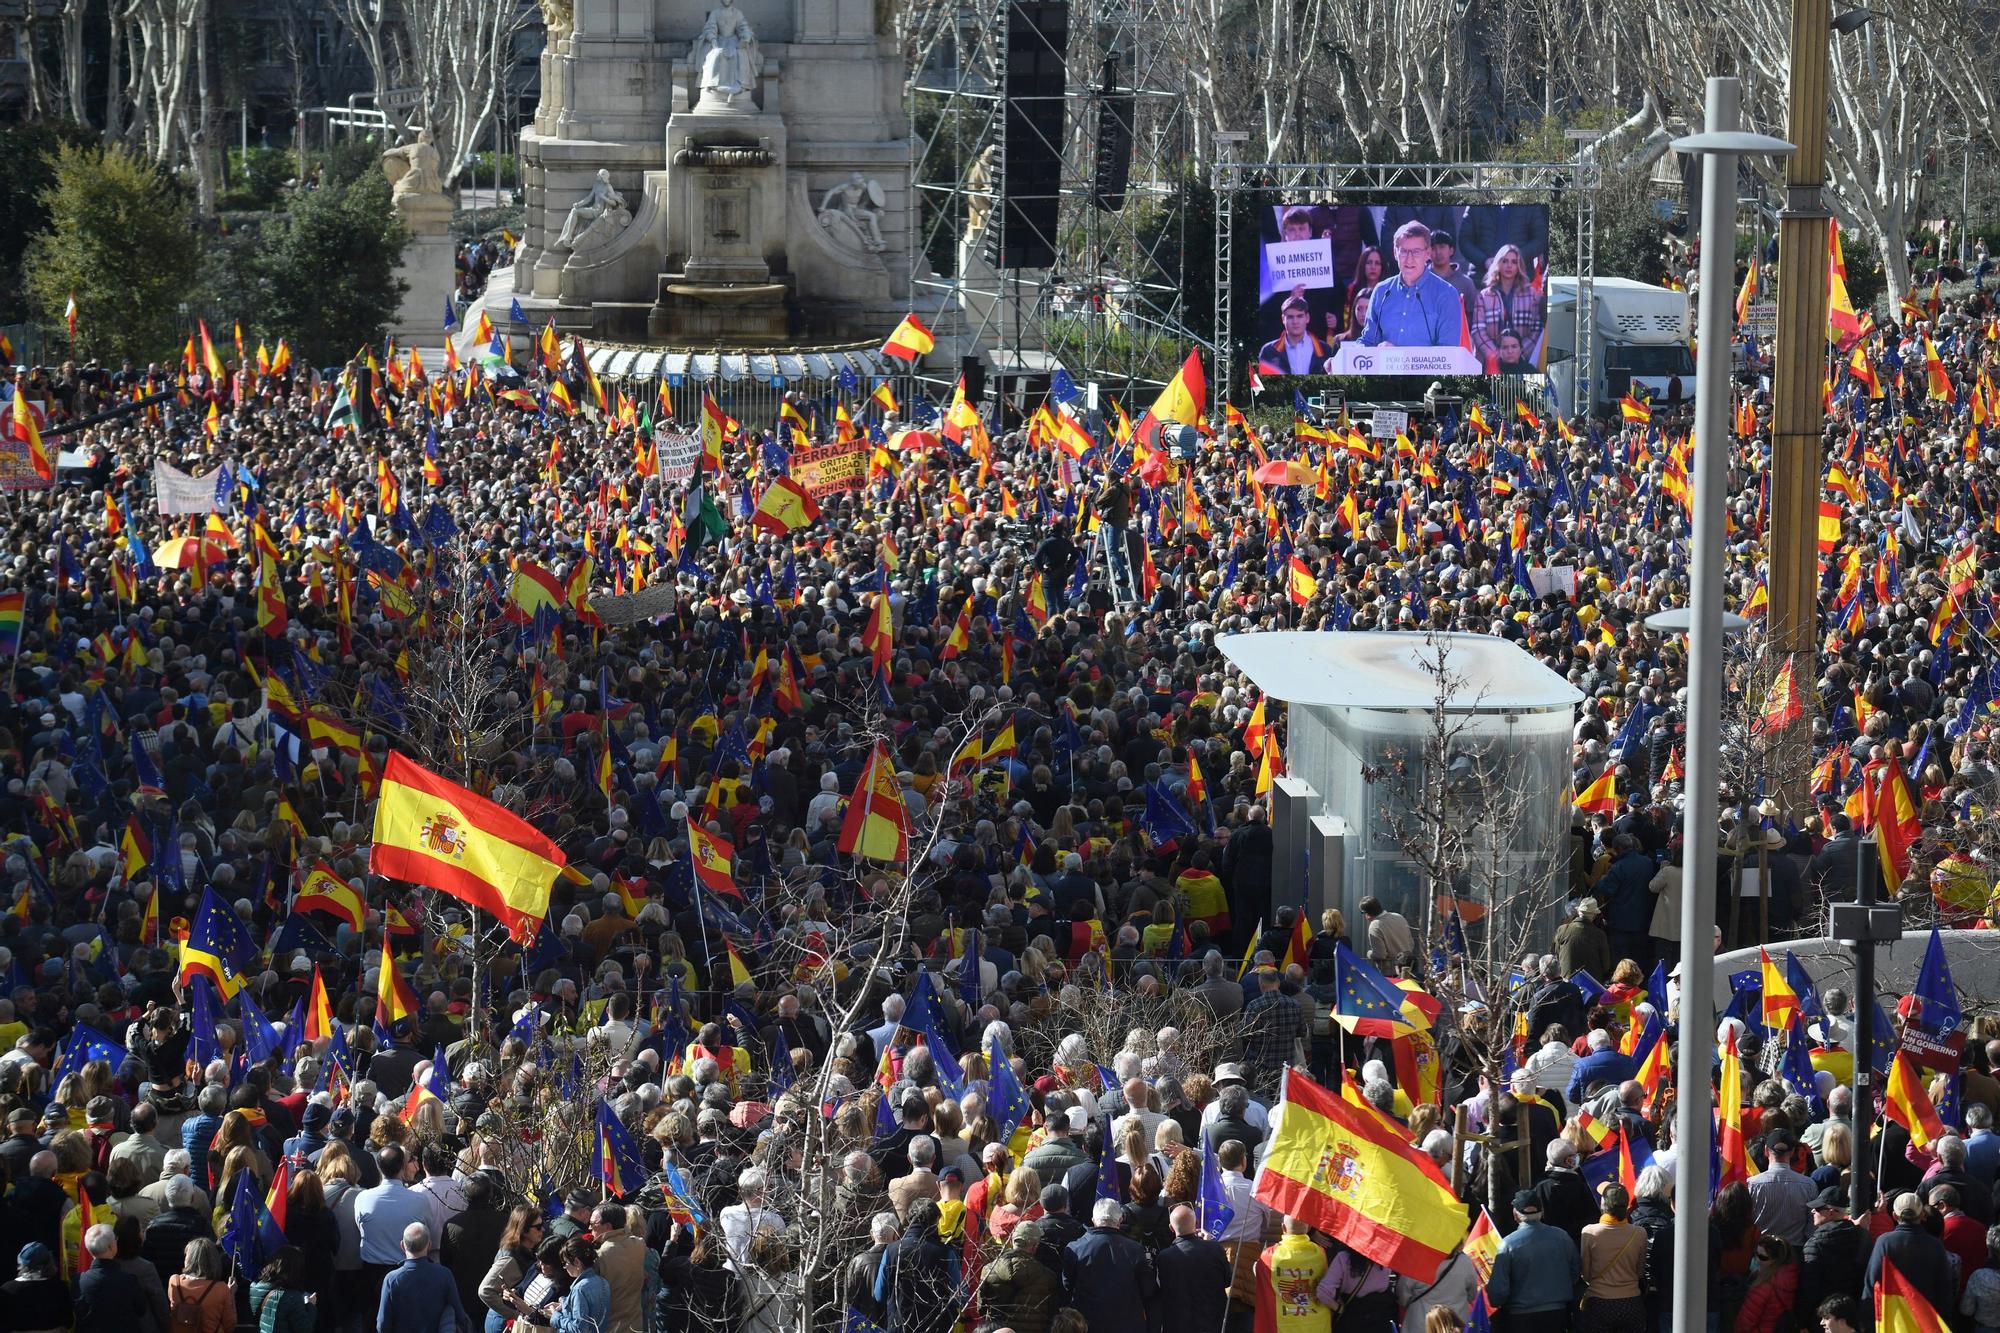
[1543,276,1695,415]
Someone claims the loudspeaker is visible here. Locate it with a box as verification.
[1092,55,1133,212]
[960,355,986,405]
[1001,0,1067,270]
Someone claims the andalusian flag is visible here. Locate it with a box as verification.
[369,752,565,941]
[1254,1067,1469,1279]
[837,740,911,864]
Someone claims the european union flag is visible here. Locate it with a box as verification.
[220,1166,287,1275]
[844,1310,890,1333]
[1910,927,1963,1035]
[1571,969,1607,1004]
[510,298,527,325]
[959,929,982,1010]
[593,1099,645,1198]
[1293,388,1310,414]
[443,293,458,331]
[905,969,953,1053]
[837,366,859,393]
[768,1026,792,1094]
[1331,943,1414,1036]
[986,1036,1030,1138]
[1196,1132,1234,1239]
[1783,951,1821,1021]
[1050,367,1082,405]
[183,886,259,999]
[241,1004,284,1067]
[661,1158,706,1224]
[1779,1015,1819,1100]
[1095,1122,1122,1204]
[1141,780,1198,846]
[51,1022,127,1088]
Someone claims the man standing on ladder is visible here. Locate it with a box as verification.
[1093,473,1138,605]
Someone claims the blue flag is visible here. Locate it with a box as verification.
[986,1036,1030,1138]
[219,1163,286,1275]
[1196,1131,1234,1239]
[509,297,527,325]
[1779,1015,1819,1099]
[593,1099,646,1198]
[904,969,953,1051]
[959,929,982,1010]
[189,976,224,1071]
[51,1022,128,1088]
[1910,927,1963,1035]
[443,293,458,331]
[241,1005,285,1067]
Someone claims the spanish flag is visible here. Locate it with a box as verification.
[1717,1026,1750,1189]
[369,752,564,942]
[505,559,567,623]
[1254,1068,1469,1279]
[375,935,418,1034]
[297,862,365,932]
[724,939,754,989]
[1134,348,1206,448]
[1878,1259,1948,1333]
[838,740,911,864]
[1817,500,1842,553]
[1875,761,1922,891]
[1618,392,1651,424]
[751,475,821,536]
[881,313,935,362]
[10,388,50,483]
[1760,947,1800,1031]
[305,966,335,1042]
[688,817,742,899]
[1884,1049,1948,1148]
[1286,556,1317,606]
[1751,655,1805,734]
[1573,769,1619,816]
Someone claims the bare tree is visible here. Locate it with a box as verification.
[1180,0,1330,161]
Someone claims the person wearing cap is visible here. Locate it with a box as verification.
[1579,1182,1648,1332]
[1553,899,1612,986]
[1794,1187,1865,1329]
[1864,1192,1954,1318]
[1747,1129,1818,1245]
[977,1216,1061,1333]
[1488,1189,1579,1333]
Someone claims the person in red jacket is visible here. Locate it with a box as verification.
[1734,1235,1799,1333]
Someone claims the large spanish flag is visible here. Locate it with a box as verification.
[1875,762,1922,891]
[1253,1067,1468,1279]
[881,313,935,362]
[838,740,911,864]
[370,752,563,941]
[1134,347,1206,448]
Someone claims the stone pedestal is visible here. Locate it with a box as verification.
[388,192,456,343]
[650,108,792,342]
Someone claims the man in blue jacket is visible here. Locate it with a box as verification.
[1063,1197,1158,1333]
[1566,1028,1640,1105]
[378,1222,473,1333]
[1488,1190,1579,1333]
[1595,833,1658,968]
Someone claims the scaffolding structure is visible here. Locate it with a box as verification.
[905,0,1200,413]
[1210,156,1602,409]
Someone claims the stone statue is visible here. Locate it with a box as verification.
[538,0,573,46]
[557,169,632,250]
[966,144,996,236]
[817,171,887,253]
[691,3,763,109]
[380,128,442,202]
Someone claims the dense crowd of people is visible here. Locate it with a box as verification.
[0,268,1996,1333]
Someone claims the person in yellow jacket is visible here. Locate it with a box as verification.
[1253,1216,1331,1333]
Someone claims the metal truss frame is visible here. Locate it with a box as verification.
[905,0,1199,408]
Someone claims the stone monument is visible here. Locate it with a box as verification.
[483,0,918,349]
[381,130,457,343]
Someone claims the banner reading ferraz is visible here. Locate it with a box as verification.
[791,441,868,498]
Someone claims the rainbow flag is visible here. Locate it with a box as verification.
[0,590,22,657]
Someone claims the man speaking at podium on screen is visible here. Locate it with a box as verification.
[1357,220,1469,349]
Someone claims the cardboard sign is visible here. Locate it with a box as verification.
[1527,565,1576,600]
[791,440,868,497]
[1370,409,1408,440]
[1263,239,1338,292]
[1898,1025,1965,1073]
[657,433,702,484]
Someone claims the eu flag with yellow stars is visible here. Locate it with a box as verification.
[593,1099,645,1199]
[1331,942,1418,1039]
[178,886,258,1001]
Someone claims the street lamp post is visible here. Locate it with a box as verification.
[1662,77,1793,1333]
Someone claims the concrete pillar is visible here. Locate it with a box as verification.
[1270,777,1318,920]
[1308,814,1349,926]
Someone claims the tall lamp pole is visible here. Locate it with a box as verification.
[1661,77,1792,1333]
[1766,0,1836,806]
